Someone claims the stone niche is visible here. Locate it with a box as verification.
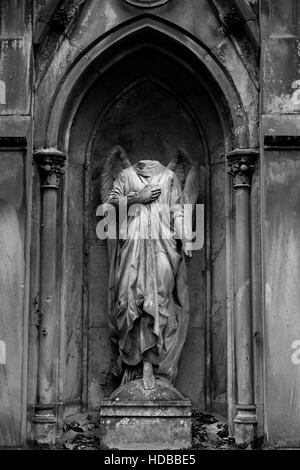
[65,33,227,423]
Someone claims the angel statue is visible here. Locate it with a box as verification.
[100,146,200,390]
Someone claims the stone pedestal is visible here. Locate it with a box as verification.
[100,379,192,450]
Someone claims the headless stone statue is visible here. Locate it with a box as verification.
[101,148,199,390]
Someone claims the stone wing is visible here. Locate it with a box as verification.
[100,145,131,203]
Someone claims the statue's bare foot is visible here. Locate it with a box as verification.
[143,361,156,390]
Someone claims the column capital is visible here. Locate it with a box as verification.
[34,148,66,189]
[227,149,258,188]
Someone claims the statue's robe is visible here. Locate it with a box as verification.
[106,160,189,384]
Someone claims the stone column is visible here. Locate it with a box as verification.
[32,148,66,446]
[227,149,258,447]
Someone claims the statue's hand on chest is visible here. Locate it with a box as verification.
[130,184,161,205]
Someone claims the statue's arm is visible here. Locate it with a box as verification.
[171,176,192,259]
[105,172,131,206]
[107,191,140,208]
[106,173,161,207]
[170,175,183,237]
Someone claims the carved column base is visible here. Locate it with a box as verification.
[234,405,257,447]
[32,405,56,447]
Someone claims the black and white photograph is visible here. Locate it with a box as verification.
[0,0,299,460]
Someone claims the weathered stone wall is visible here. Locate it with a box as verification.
[0,0,33,446]
[261,0,300,448]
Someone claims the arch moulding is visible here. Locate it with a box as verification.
[42,15,250,152]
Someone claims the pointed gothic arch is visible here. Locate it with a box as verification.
[42,15,250,152]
